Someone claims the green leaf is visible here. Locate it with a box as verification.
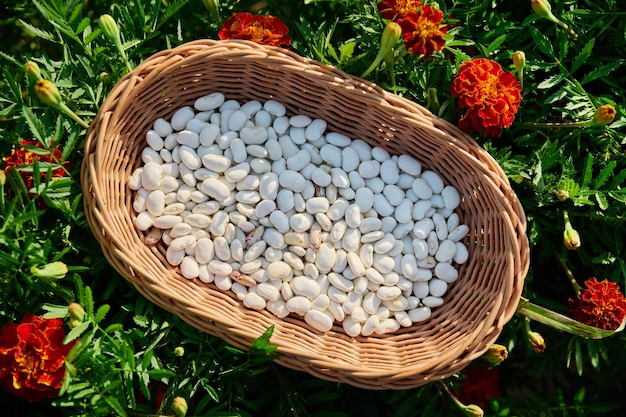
[575,339,583,376]
[570,38,594,74]
[104,395,127,417]
[537,73,566,89]
[581,153,593,188]
[18,19,58,42]
[593,161,616,189]
[595,192,608,210]
[64,321,90,344]
[250,325,277,354]
[147,369,177,378]
[486,34,507,53]
[339,41,357,63]
[94,304,110,323]
[529,26,555,59]
[581,60,624,85]
[22,106,49,144]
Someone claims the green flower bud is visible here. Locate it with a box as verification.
[34,79,63,107]
[202,0,221,23]
[531,0,554,20]
[528,331,546,353]
[0,170,6,187]
[99,72,110,84]
[99,14,120,42]
[481,344,508,364]
[461,404,485,417]
[31,261,68,280]
[555,189,569,201]
[172,397,188,417]
[24,61,42,82]
[380,22,402,54]
[174,346,185,357]
[68,302,86,322]
[512,51,526,71]
[563,211,580,250]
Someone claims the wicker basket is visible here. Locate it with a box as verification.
[81,39,529,390]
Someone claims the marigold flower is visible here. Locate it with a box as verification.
[377,0,421,22]
[455,363,501,408]
[592,104,616,126]
[0,314,77,402]
[568,278,626,330]
[398,6,447,59]
[450,58,522,137]
[218,12,291,47]
[1,139,71,196]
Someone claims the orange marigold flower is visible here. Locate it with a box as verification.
[450,58,522,137]
[398,6,447,59]
[1,139,70,194]
[218,12,291,47]
[0,314,77,402]
[377,0,421,22]
[568,278,626,330]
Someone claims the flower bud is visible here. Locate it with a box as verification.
[68,303,85,322]
[34,79,63,108]
[512,51,526,70]
[172,397,188,417]
[531,0,554,20]
[24,61,42,82]
[563,210,580,250]
[528,331,546,353]
[99,14,120,42]
[0,170,6,187]
[481,344,508,364]
[555,189,569,201]
[30,261,68,280]
[564,228,580,250]
[174,346,185,357]
[592,104,616,126]
[99,72,110,84]
[380,22,402,53]
[461,404,484,417]
[202,0,221,22]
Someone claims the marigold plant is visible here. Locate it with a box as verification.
[218,12,291,47]
[568,278,626,330]
[450,58,522,137]
[0,314,76,402]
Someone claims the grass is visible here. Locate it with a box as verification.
[0,0,625,415]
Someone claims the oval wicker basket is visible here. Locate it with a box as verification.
[81,39,529,390]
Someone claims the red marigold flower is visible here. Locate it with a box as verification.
[0,314,77,402]
[450,58,522,137]
[218,12,291,47]
[568,278,626,330]
[398,6,447,59]
[1,139,70,194]
[377,0,421,22]
[455,363,501,408]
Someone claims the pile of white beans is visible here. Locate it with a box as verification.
[129,93,469,337]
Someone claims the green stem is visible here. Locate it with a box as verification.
[114,36,133,73]
[556,252,581,294]
[56,102,90,129]
[516,297,625,339]
[520,120,592,129]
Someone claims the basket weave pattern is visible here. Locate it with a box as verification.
[81,39,529,389]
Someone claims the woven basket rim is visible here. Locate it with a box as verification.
[81,39,529,389]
